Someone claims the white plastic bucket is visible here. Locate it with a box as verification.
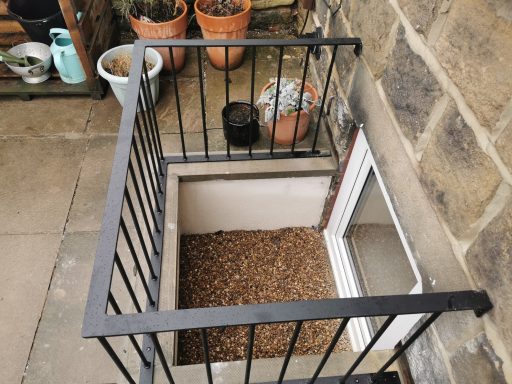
[97,44,163,109]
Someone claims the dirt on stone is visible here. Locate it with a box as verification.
[197,0,245,17]
[178,227,351,365]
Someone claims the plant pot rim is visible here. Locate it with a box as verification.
[97,44,163,85]
[261,81,318,118]
[194,0,251,21]
[128,0,188,27]
[222,101,259,127]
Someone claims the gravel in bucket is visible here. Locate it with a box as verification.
[178,227,351,365]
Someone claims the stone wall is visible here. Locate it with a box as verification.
[302,0,512,383]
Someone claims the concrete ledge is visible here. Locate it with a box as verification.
[159,175,180,365]
[166,154,338,181]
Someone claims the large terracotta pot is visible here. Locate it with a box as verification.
[261,81,318,145]
[194,0,251,70]
[129,0,188,72]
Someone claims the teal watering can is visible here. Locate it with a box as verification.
[49,28,85,84]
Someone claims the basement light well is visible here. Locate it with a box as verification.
[175,176,353,364]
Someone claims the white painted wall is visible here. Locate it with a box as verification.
[179,177,332,234]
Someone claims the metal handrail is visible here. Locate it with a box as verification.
[82,38,493,384]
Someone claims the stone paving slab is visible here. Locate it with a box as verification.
[86,88,123,135]
[0,233,62,384]
[0,138,87,235]
[23,232,123,384]
[0,96,93,136]
[66,136,118,233]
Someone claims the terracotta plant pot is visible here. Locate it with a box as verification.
[261,81,318,145]
[194,0,251,70]
[129,0,188,72]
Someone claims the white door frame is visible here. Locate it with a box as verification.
[324,130,423,351]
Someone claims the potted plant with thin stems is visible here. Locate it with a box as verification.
[258,77,319,145]
[115,0,188,72]
[194,0,251,70]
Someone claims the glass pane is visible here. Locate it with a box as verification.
[342,170,417,333]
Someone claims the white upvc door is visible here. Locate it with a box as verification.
[324,130,422,351]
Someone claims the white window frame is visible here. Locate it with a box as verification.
[324,130,423,351]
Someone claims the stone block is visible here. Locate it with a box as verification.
[332,15,357,89]
[433,310,484,353]
[434,0,512,131]
[250,6,294,30]
[397,0,445,35]
[488,0,512,21]
[251,0,294,10]
[405,326,451,384]
[420,100,502,238]
[496,120,512,173]
[450,333,507,383]
[466,201,512,356]
[349,0,398,78]
[381,25,443,146]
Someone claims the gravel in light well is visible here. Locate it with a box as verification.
[178,227,351,365]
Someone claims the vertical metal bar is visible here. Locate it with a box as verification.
[108,293,151,368]
[372,312,442,383]
[128,161,160,244]
[140,62,164,176]
[124,188,157,280]
[201,329,214,384]
[138,93,163,186]
[98,337,136,384]
[270,46,284,155]
[224,46,231,159]
[197,46,209,159]
[244,324,256,384]
[277,321,303,384]
[135,112,163,195]
[168,47,187,160]
[120,217,155,306]
[312,45,338,153]
[308,318,350,384]
[150,333,176,384]
[114,251,142,313]
[142,57,164,162]
[291,46,311,154]
[339,315,397,384]
[248,45,256,157]
[132,132,162,213]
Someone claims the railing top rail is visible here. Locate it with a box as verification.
[83,37,363,333]
[134,37,363,48]
[83,290,492,338]
[83,44,146,328]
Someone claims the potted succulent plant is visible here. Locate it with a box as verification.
[258,78,319,145]
[194,0,251,70]
[115,0,188,72]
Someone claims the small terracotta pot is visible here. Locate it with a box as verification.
[129,0,188,72]
[261,81,318,145]
[194,0,251,70]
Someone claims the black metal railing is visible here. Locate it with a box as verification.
[82,38,493,384]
